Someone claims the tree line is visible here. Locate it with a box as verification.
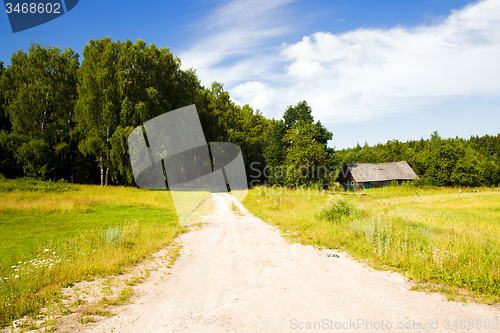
[0,39,276,186]
[1,38,498,188]
[336,132,500,187]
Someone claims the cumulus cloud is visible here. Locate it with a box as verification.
[231,81,277,110]
[182,0,500,123]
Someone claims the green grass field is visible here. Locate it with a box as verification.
[2,179,499,327]
[0,178,184,327]
[243,185,500,303]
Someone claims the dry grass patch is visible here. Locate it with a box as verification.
[243,185,500,304]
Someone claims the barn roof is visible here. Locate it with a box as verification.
[341,161,418,183]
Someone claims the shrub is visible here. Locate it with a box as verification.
[104,225,123,245]
[319,199,351,222]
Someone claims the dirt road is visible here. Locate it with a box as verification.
[83,193,499,332]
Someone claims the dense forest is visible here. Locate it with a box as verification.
[0,38,498,188]
[0,39,273,186]
[336,132,500,187]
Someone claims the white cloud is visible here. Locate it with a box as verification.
[231,81,278,110]
[178,0,294,85]
[182,0,500,124]
[286,60,325,80]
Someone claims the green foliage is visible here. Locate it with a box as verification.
[104,225,123,245]
[110,126,135,186]
[337,132,500,187]
[0,39,272,186]
[0,130,21,178]
[264,101,333,186]
[283,120,329,184]
[319,199,352,221]
[75,37,122,186]
[194,82,274,184]
[0,43,79,181]
[2,39,497,189]
[0,177,77,193]
[263,120,286,184]
[0,62,8,132]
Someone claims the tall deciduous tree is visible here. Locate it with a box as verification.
[76,38,120,186]
[195,82,273,184]
[110,39,186,185]
[110,125,135,186]
[0,62,9,132]
[283,120,330,185]
[77,38,200,186]
[116,39,183,127]
[264,101,333,185]
[1,43,79,179]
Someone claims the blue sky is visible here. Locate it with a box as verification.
[1,0,499,149]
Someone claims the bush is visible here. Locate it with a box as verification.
[0,177,77,192]
[319,199,352,222]
[105,225,123,245]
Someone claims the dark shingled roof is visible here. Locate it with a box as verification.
[342,161,418,183]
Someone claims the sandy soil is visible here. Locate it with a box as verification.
[70,193,499,332]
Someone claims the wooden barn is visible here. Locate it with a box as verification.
[336,161,418,190]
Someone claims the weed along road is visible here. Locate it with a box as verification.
[82,193,499,333]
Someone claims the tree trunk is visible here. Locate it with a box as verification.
[100,156,104,187]
[106,127,110,186]
[68,107,74,182]
[69,149,74,183]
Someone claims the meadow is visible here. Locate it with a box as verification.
[2,179,499,327]
[242,185,500,303]
[0,178,184,327]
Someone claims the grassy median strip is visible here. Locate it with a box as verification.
[0,178,185,327]
[243,185,500,303]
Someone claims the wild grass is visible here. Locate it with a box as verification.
[243,185,500,303]
[230,202,244,217]
[0,178,185,327]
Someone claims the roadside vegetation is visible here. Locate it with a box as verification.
[1,35,499,330]
[335,132,500,187]
[243,184,500,304]
[0,177,184,327]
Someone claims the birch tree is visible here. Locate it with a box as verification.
[76,38,120,186]
[1,43,78,179]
